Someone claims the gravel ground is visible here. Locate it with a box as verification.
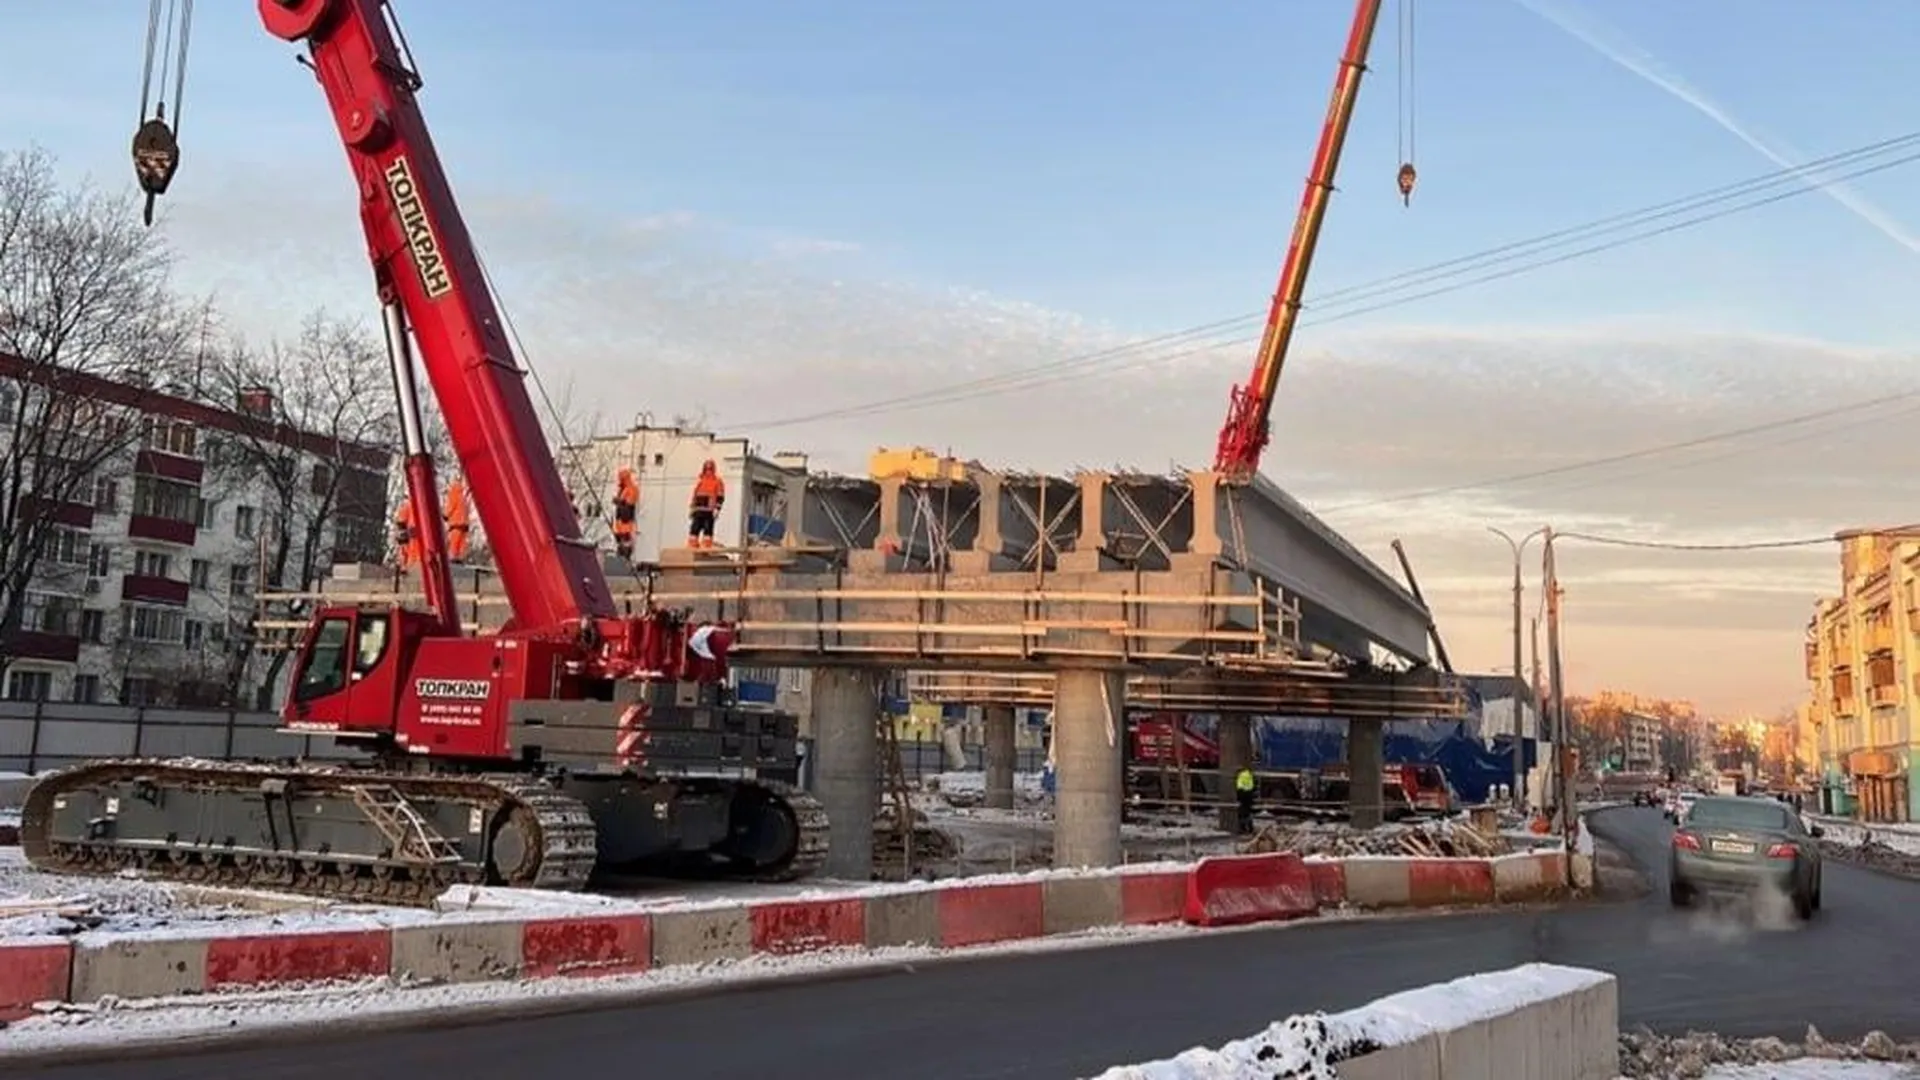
[0,848,309,937]
[1620,1029,1920,1078]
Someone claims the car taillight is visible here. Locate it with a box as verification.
[1766,843,1797,859]
[1673,831,1701,850]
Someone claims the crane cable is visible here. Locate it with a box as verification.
[1395,0,1418,204]
[134,0,194,226]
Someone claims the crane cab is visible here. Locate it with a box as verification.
[282,604,441,739]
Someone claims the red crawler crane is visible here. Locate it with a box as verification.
[21,0,826,905]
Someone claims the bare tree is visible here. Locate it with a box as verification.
[0,147,206,687]
[202,310,396,708]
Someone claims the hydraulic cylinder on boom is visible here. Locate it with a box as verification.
[19,0,827,905]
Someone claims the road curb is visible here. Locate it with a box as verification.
[0,848,1573,1024]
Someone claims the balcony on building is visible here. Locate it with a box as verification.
[4,597,82,663]
[121,573,189,606]
[24,496,95,531]
[1871,682,1900,708]
[129,470,201,547]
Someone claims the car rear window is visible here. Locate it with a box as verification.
[1687,798,1788,831]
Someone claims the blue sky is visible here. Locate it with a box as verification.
[7,1,1920,712]
[7,0,1920,343]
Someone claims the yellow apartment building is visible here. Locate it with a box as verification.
[1804,528,1920,821]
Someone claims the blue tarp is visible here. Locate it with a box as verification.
[1180,716,1536,805]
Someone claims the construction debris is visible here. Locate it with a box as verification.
[1618,1027,1919,1077]
[872,803,963,880]
[1242,818,1511,859]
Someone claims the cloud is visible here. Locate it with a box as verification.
[151,167,1888,714]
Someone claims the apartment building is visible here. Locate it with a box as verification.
[0,357,391,708]
[1803,527,1920,821]
[1621,711,1663,775]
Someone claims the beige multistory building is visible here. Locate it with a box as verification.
[1804,528,1920,821]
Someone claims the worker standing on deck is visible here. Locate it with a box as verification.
[612,467,639,559]
[688,459,724,549]
[392,501,419,570]
[444,477,470,563]
[1235,765,1256,834]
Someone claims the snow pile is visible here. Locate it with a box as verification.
[0,849,260,938]
[1087,963,1609,1079]
[1620,1028,1920,1078]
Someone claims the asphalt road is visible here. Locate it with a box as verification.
[19,806,1920,1080]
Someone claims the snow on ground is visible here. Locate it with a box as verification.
[0,920,1218,1060]
[1704,1064,1920,1079]
[1809,815,1920,858]
[1087,962,1608,1079]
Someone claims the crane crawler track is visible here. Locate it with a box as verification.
[723,780,828,883]
[20,759,596,908]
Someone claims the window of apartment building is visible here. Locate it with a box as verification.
[0,383,18,421]
[79,609,104,644]
[198,498,219,530]
[121,677,160,706]
[334,514,385,564]
[87,543,111,578]
[19,592,79,636]
[144,418,198,457]
[41,526,89,567]
[91,476,118,513]
[123,603,186,645]
[311,463,334,496]
[71,674,100,704]
[5,669,51,702]
[132,475,200,523]
[190,559,212,589]
[184,620,205,650]
[133,550,172,579]
[235,505,257,540]
[228,564,254,596]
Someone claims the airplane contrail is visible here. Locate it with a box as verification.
[1510,0,1920,254]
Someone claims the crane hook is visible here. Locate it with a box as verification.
[132,111,180,228]
[1396,162,1417,207]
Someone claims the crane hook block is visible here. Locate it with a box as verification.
[132,117,181,227]
[1396,162,1417,206]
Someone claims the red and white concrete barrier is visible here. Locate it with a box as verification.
[0,848,1572,1016]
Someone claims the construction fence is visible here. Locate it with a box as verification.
[0,701,1045,784]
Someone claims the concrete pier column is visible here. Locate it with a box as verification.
[810,668,880,880]
[1218,716,1253,832]
[1347,718,1386,830]
[1052,669,1127,868]
[984,704,1017,810]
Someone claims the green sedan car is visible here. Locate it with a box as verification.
[1669,795,1824,918]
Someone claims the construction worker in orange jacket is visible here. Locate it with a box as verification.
[444,477,471,563]
[392,501,421,570]
[611,467,639,559]
[688,460,724,549]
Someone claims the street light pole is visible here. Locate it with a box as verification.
[1489,526,1547,813]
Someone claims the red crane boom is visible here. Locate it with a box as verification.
[1212,0,1386,483]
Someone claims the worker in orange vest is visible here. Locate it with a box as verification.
[688,460,724,549]
[392,501,421,570]
[611,467,639,559]
[444,477,470,563]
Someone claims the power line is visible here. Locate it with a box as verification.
[1552,530,1861,551]
[734,129,1920,431]
[1317,388,1920,514]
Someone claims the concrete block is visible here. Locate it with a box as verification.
[1571,852,1596,890]
[1042,874,1121,935]
[391,921,523,984]
[1436,1017,1492,1077]
[1343,859,1412,907]
[1338,1037,1441,1080]
[0,940,71,1020]
[1534,985,1577,1077]
[1483,1002,1540,1077]
[651,908,752,966]
[206,929,391,989]
[864,891,938,948]
[1571,977,1621,1079]
[72,937,208,1001]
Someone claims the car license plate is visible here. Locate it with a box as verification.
[1711,840,1755,855]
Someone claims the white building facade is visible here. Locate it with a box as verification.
[0,362,391,708]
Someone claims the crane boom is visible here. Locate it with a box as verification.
[1212,0,1384,483]
[262,0,613,634]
